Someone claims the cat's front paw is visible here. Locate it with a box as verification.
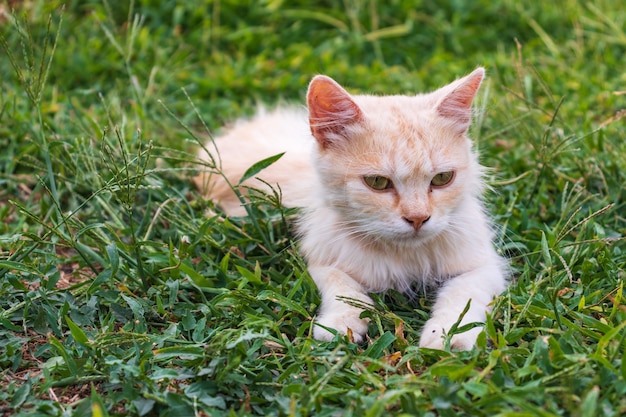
[419,319,482,351]
[313,312,369,343]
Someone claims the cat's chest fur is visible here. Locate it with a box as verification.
[298,197,493,293]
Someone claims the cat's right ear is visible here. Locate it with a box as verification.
[435,67,485,134]
[307,75,363,149]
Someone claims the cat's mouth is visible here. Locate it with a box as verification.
[403,220,447,243]
[348,226,425,246]
[383,227,434,244]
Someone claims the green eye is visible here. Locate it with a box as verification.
[431,171,455,187]
[364,175,393,190]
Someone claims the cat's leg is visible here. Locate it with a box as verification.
[419,259,506,350]
[309,265,373,343]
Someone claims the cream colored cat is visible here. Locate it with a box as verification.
[195,68,507,350]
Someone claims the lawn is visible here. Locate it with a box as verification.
[1,0,625,416]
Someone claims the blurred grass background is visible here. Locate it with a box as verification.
[0,0,625,416]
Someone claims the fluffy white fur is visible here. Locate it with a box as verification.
[195,69,507,350]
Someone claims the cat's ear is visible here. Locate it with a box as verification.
[435,67,485,133]
[307,75,363,149]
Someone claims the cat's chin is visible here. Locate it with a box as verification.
[379,228,440,246]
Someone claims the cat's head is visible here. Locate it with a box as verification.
[306,69,485,244]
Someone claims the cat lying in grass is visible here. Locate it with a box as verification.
[195,68,507,350]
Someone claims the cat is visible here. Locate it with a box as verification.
[194,68,508,350]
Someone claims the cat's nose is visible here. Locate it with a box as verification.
[402,215,430,231]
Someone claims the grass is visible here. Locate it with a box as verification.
[0,0,625,415]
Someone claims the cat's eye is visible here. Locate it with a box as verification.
[363,175,393,191]
[431,171,455,188]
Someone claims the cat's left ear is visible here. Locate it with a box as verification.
[436,67,485,133]
[307,75,364,149]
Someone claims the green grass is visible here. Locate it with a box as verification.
[1,0,625,415]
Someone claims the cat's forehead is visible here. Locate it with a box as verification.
[356,94,435,118]
[359,94,432,130]
[357,95,438,141]
[348,95,468,176]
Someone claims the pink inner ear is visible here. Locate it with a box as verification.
[307,75,363,148]
[436,68,484,129]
